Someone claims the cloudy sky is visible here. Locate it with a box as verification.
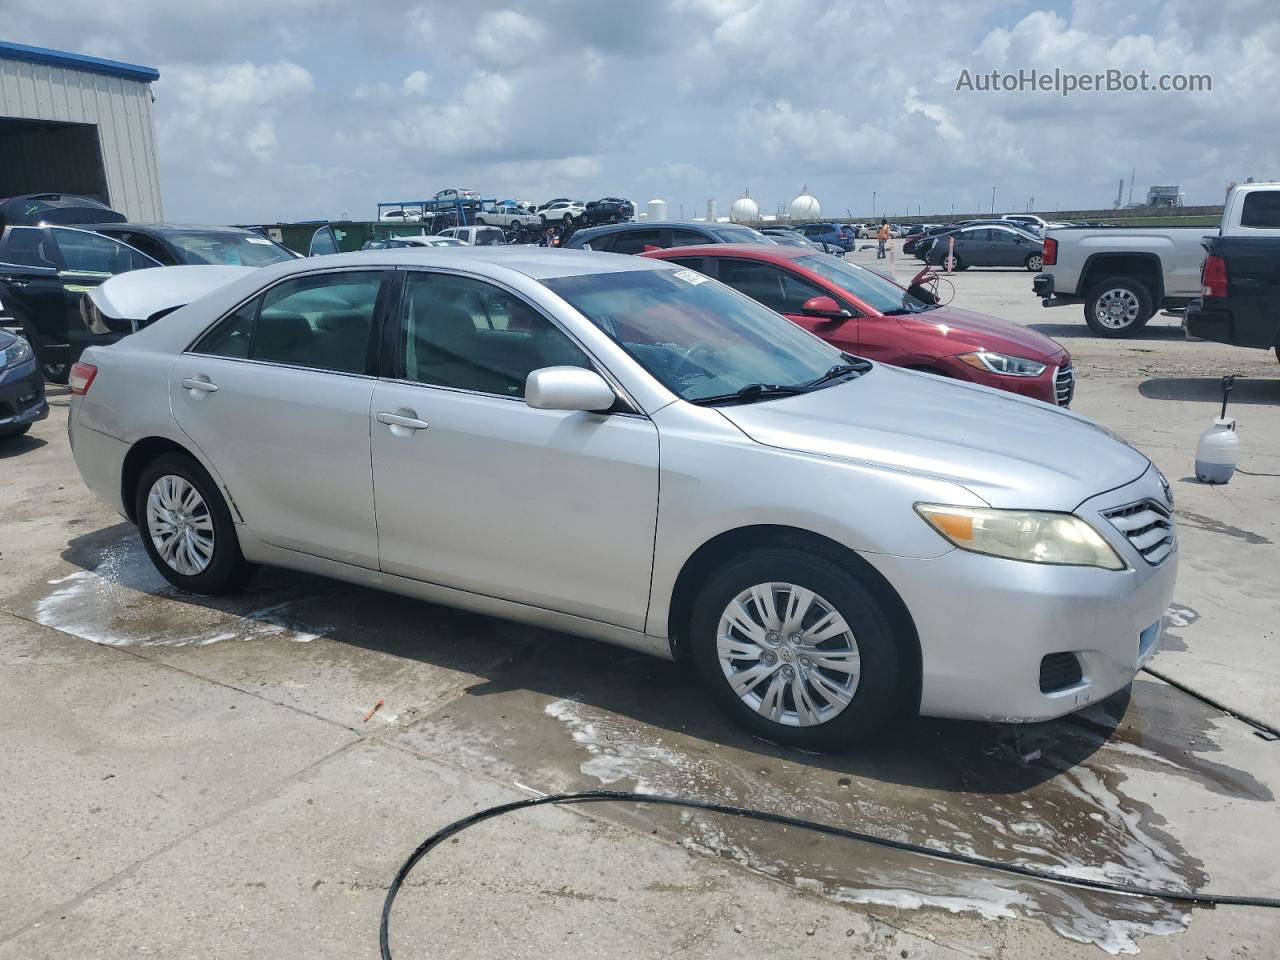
[7,0,1276,223]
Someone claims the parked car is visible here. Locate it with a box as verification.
[794,223,853,251]
[760,228,841,254]
[0,223,159,381]
[434,188,480,202]
[0,327,48,439]
[1184,181,1280,362]
[436,226,506,246]
[642,244,1074,406]
[581,198,636,225]
[565,221,775,253]
[67,247,1175,749]
[82,223,298,267]
[0,192,125,229]
[539,200,586,226]
[1032,208,1237,336]
[379,209,423,223]
[475,203,537,230]
[361,236,467,250]
[535,197,572,212]
[904,225,957,257]
[924,224,1044,272]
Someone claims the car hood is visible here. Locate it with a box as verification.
[892,305,1068,361]
[88,265,257,323]
[716,364,1148,510]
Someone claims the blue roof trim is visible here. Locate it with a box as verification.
[0,41,159,83]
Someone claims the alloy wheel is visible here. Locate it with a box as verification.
[716,582,861,727]
[1027,254,1043,271]
[1095,288,1141,328]
[146,474,215,576]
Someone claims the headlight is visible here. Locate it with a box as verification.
[1,336,34,369]
[956,351,1047,377]
[915,504,1126,570]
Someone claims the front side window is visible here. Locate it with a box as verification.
[192,271,382,374]
[400,272,590,397]
[51,228,156,275]
[0,226,58,268]
[794,254,928,314]
[544,268,849,403]
[609,229,665,255]
[716,259,825,314]
[309,228,339,256]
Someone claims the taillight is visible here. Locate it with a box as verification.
[1201,254,1228,298]
[69,361,98,396]
[1042,236,1057,266]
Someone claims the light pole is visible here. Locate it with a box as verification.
[991,186,997,214]
[872,191,876,218]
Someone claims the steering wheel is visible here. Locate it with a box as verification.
[671,343,719,383]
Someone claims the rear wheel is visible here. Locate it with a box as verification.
[135,453,252,595]
[689,549,905,751]
[474,217,486,225]
[1084,277,1152,337]
[1025,253,1044,271]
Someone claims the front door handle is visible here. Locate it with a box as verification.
[180,377,219,394]
[0,277,30,287]
[376,409,430,435]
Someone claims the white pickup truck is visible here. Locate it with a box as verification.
[1031,183,1280,337]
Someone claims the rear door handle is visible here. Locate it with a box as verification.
[0,277,30,287]
[376,410,430,432]
[180,377,219,394]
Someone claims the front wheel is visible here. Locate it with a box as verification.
[689,549,905,751]
[474,217,486,226]
[1084,277,1152,337]
[135,453,253,595]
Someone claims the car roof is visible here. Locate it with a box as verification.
[640,242,814,263]
[85,222,261,235]
[284,247,676,281]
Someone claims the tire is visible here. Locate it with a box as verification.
[941,253,963,272]
[1083,277,1153,337]
[43,361,69,384]
[511,220,521,230]
[540,215,548,226]
[0,423,31,440]
[474,217,486,226]
[689,548,905,751]
[134,452,252,595]
[1025,253,1044,272]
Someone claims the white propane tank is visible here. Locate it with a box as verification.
[1195,418,1239,484]
[646,199,667,222]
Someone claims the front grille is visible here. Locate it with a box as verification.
[1040,652,1084,693]
[1104,499,1175,566]
[1054,362,1075,406]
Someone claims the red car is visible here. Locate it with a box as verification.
[640,244,1073,406]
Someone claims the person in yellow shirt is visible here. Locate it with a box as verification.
[876,219,890,259]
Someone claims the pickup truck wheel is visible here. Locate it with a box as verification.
[689,549,904,751]
[1084,278,1152,337]
[539,215,548,226]
[474,217,486,225]
[1025,253,1044,271]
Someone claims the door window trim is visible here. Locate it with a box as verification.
[381,265,644,415]
[184,265,395,378]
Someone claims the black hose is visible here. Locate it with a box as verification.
[379,789,1280,959]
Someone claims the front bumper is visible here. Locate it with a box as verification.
[0,357,49,433]
[863,466,1176,722]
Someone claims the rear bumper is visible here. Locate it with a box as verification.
[0,358,48,433]
[1034,273,1082,307]
[1185,298,1278,349]
[864,467,1176,723]
[70,415,130,516]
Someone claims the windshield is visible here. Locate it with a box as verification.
[794,254,929,314]
[168,232,295,266]
[708,225,775,244]
[543,268,854,403]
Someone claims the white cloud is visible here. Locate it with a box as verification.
[473,9,548,65]
[402,70,431,95]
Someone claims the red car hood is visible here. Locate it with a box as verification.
[891,305,1068,362]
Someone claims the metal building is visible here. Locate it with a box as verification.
[0,41,163,220]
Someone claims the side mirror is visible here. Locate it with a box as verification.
[801,295,851,320]
[526,366,616,412]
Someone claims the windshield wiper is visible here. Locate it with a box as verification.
[801,361,870,388]
[691,382,809,406]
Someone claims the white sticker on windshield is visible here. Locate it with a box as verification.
[673,269,709,285]
[245,237,273,244]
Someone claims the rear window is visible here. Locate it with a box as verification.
[1240,191,1280,229]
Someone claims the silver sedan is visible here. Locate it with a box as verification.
[67,249,1176,750]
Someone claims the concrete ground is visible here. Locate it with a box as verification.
[1,252,1278,958]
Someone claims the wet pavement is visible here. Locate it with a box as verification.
[2,280,1279,958]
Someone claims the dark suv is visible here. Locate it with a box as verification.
[564,221,775,254]
[581,198,635,225]
[794,223,853,251]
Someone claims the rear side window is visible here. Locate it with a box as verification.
[669,229,711,248]
[610,229,665,255]
[0,227,57,268]
[193,271,383,374]
[1240,191,1280,229]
